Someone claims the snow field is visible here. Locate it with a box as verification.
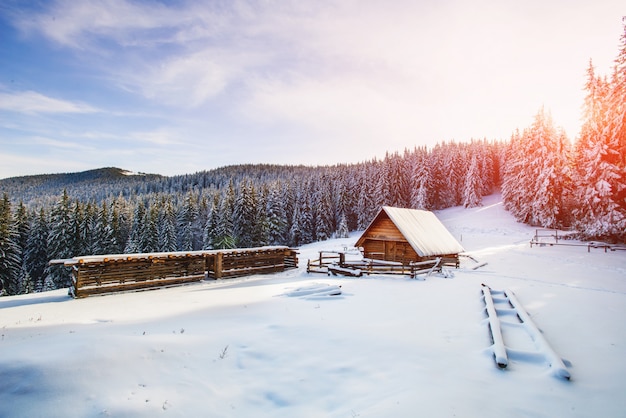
[1,194,625,417]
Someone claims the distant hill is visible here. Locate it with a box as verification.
[0,167,163,206]
[0,164,315,207]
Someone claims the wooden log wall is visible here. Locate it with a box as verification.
[205,248,298,279]
[71,255,206,298]
[54,247,298,298]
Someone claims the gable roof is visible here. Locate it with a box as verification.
[356,206,464,257]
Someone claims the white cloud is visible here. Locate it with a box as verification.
[6,0,625,172]
[15,0,177,49]
[130,128,182,146]
[0,91,98,114]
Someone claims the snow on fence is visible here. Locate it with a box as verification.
[530,228,626,252]
[50,247,298,298]
[307,250,448,278]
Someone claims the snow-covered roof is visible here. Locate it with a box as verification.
[359,206,464,257]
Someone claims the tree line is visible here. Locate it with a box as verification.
[0,141,500,295]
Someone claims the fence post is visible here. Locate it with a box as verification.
[215,252,223,279]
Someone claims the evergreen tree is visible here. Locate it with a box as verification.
[357,168,376,230]
[265,183,287,245]
[143,203,159,253]
[314,177,334,241]
[289,204,303,247]
[14,201,30,255]
[94,201,116,255]
[14,202,31,293]
[157,197,178,252]
[47,190,75,289]
[410,147,432,210]
[24,208,49,292]
[297,185,314,244]
[254,183,270,246]
[233,179,258,248]
[110,197,128,254]
[336,212,349,238]
[212,183,236,249]
[203,194,220,249]
[71,201,86,256]
[462,154,483,208]
[373,160,391,208]
[125,200,146,253]
[0,194,21,295]
[177,192,199,251]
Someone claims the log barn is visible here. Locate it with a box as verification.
[355,206,464,266]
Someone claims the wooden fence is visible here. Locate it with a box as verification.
[530,228,626,252]
[51,246,298,298]
[307,250,448,278]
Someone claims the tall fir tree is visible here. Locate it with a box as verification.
[462,154,483,208]
[47,190,75,289]
[24,208,49,292]
[265,183,287,245]
[0,194,22,295]
[157,197,178,252]
[125,200,147,253]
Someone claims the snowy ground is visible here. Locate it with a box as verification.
[1,194,625,418]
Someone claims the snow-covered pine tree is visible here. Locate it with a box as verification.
[297,182,314,244]
[202,194,220,249]
[124,200,146,253]
[526,108,570,227]
[448,142,467,207]
[335,168,358,231]
[253,183,270,247]
[233,179,258,248]
[265,183,287,245]
[71,201,86,256]
[212,186,236,249]
[14,202,31,293]
[335,212,349,238]
[110,197,128,254]
[14,201,30,256]
[157,197,177,252]
[357,168,377,230]
[288,203,303,247]
[97,201,117,255]
[47,190,75,289]
[373,158,391,208]
[143,203,159,253]
[501,129,533,223]
[177,191,199,251]
[314,176,334,241]
[0,194,22,295]
[462,153,483,208]
[24,208,49,292]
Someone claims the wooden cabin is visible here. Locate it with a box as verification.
[355,206,464,266]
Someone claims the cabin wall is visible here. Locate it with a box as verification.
[363,218,405,241]
[360,239,421,263]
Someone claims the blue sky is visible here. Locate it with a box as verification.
[0,0,623,179]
